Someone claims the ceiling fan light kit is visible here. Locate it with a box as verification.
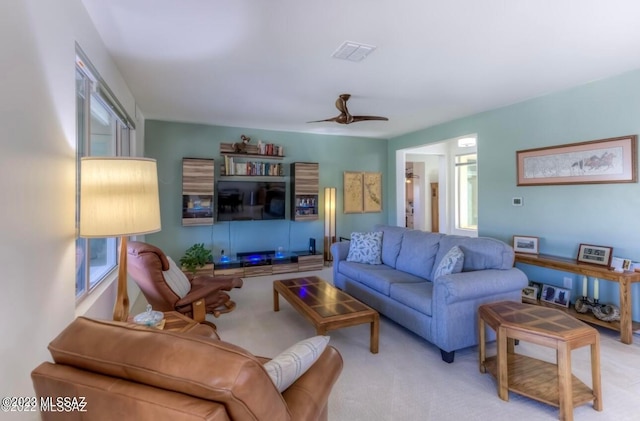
[308,93,389,125]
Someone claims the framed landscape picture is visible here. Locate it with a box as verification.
[513,235,539,254]
[521,285,539,303]
[516,135,637,186]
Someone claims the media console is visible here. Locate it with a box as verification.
[189,250,324,278]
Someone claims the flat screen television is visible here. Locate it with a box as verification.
[217,180,287,221]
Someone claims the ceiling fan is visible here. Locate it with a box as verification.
[308,94,389,125]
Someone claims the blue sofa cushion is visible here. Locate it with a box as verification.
[373,224,406,268]
[389,282,433,316]
[347,231,383,265]
[432,236,515,278]
[395,230,442,280]
[340,261,425,295]
[433,246,464,279]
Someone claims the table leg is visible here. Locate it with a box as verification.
[273,287,280,312]
[478,316,486,373]
[557,342,573,421]
[619,279,632,344]
[591,335,603,411]
[370,313,379,354]
[497,326,508,401]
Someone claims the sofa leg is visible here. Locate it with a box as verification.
[440,349,455,363]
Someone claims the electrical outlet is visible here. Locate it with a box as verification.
[563,276,572,289]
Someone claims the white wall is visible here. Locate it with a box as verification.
[0,1,140,413]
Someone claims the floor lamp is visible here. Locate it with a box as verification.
[324,187,336,262]
[79,157,161,322]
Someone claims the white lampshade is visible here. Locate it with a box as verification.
[80,157,161,237]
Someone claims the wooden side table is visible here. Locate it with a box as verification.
[479,301,602,421]
[129,311,219,339]
[162,311,219,339]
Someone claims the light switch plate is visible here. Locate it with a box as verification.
[512,197,523,206]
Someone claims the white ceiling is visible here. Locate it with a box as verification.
[81,0,640,139]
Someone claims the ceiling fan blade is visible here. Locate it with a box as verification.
[307,117,340,123]
[351,115,389,122]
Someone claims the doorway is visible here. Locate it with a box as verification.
[396,135,477,236]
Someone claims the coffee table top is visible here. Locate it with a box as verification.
[274,276,375,320]
[479,301,595,341]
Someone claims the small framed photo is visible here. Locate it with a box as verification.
[541,284,571,308]
[529,280,543,299]
[521,286,539,303]
[513,235,539,254]
[576,244,613,267]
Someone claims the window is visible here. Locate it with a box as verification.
[455,153,477,231]
[75,51,134,301]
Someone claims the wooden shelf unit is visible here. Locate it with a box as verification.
[291,162,319,221]
[515,252,640,344]
[182,158,214,226]
[192,253,324,278]
[220,142,285,177]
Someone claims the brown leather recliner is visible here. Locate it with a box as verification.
[126,241,242,322]
[31,317,343,420]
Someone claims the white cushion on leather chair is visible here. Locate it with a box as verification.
[264,336,330,392]
[163,256,191,298]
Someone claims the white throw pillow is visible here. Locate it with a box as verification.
[433,246,464,279]
[163,256,191,298]
[346,231,383,265]
[263,336,330,392]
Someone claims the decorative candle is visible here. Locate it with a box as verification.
[582,276,588,297]
[593,278,599,300]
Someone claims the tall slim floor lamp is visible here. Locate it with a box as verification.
[79,157,161,322]
[324,187,336,262]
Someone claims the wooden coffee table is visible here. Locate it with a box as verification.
[478,301,602,421]
[273,276,379,353]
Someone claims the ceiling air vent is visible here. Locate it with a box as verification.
[332,41,377,62]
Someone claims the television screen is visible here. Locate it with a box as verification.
[217,180,287,221]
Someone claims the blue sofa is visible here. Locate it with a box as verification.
[330,225,528,362]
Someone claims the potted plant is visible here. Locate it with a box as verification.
[179,243,213,275]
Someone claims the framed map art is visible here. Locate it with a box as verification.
[343,171,382,213]
[343,171,363,213]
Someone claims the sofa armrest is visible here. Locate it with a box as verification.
[330,241,350,262]
[434,268,529,304]
[282,346,343,421]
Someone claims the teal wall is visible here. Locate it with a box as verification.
[389,69,640,320]
[145,69,640,321]
[144,121,388,261]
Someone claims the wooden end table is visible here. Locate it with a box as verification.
[128,311,219,339]
[273,276,379,353]
[478,301,602,421]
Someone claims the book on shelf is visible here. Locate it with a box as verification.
[221,157,283,176]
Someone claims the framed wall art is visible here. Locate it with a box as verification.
[516,135,637,186]
[577,244,613,267]
[363,172,382,213]
[512,235,539,254]
[521,285,538,304]
[343,171,364,213]
[541,284,571,308]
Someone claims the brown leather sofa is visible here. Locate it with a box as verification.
[31,317,343,420]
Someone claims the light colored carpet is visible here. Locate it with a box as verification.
[140,267,640,420]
